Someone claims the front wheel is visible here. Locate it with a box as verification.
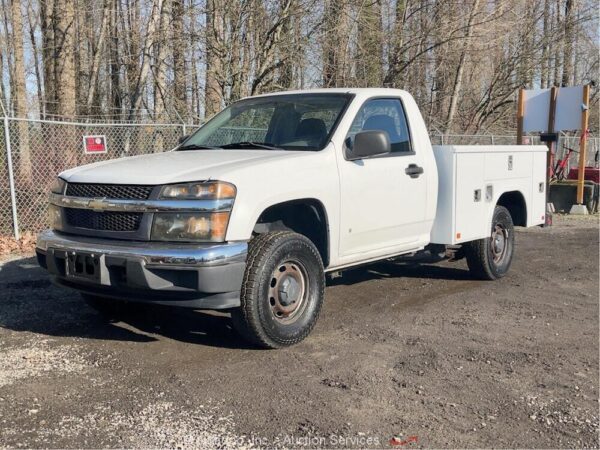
[464,205,515,280]
[231,231,325,349]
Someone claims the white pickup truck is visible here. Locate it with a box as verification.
[36,88,547,348]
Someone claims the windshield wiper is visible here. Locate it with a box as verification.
[219,141,282,150]
[178,143,221,150]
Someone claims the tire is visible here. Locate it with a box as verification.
[464,205,515,280]
[231,231,325,349]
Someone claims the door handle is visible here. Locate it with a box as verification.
[405,164,424,178]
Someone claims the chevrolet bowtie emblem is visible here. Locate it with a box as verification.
[87,199,107,210]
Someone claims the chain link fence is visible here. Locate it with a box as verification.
[1,117,598,239]
[0,117,193,238]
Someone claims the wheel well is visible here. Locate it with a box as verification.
[497,191,527,226]
[253,199,329,266]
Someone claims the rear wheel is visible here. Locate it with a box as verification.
[231,231,325,348]
[464,205,515,280]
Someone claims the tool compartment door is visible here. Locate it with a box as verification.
[454,152,486,243]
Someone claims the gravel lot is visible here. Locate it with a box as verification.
[0,215,598,449]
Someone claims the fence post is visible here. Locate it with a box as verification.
[3,117,20,240]
[171,107,187,137]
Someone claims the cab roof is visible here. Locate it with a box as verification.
[246,87,409,99]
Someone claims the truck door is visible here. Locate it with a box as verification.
[337,98,428,258]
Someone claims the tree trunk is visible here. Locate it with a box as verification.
[2,0,15,113]
[53,0,78,118]
[518,0,538,88]
[277,0,296,89]
[251,0,292,95]
[572,6,580,84]
[445,0,480,133]
[205,0,224,117]
[73,0,86,114]
[129,0,163,120]
[228,1,244,102]
[239,8,252,98]
[189,3,200,120]
[109,0,122,120]
[10,0,32,182]
[172,0,187,119]
[561,0,574,86]
[322,0,350,87]
[553,0,562,86]
[384,0,407,87]
[153,0,170,122]
[27,1,45,117]
[540,0,550,88]
[9,0,27,118]
[86,0,111,115]
[356,0,383,87]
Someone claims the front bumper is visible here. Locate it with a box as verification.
[36,229,248,309]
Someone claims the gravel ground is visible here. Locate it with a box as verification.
[0,215,598,449]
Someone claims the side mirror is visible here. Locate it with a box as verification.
[178,134,190,144]
[345,130,391,161]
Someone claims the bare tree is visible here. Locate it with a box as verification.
[0,0,596,134]
[10,0,32,181]
[445,0,481,133]
[385,0,407,87]
[153,0,170,121]
[53,0,78,118]
[322,0,351,87]
[85,0,111,115]
[172,0,187,118]
[561,0,575,86]
[39,0,55,116]
[540,0,551,88]
[355,0,383,87]
[205,0,225,117]
[129,0,164,120]
[27,0,45,117]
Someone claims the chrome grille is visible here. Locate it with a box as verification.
[65,208,142,232]
[66,183,154,200]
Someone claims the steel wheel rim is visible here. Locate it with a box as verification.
[268,260,308,324]
[491,224,509,263]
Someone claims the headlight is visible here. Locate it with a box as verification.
[154,181,235,242]
[151,212,230,242]
[159,181,236,200]
[48,204,62,229]
[50,178,66,194]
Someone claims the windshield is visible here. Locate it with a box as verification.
[179,93,353,151]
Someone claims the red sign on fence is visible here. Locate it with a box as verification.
[83,135,107,154]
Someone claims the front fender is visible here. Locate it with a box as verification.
[226,191,335,241]
[223,147,340,263]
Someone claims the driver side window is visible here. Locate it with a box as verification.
[346,98,413,154]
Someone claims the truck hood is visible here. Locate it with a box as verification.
[60,149,302,185]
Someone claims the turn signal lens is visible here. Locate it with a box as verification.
[210,211,229,241]
[159,181,236,200]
